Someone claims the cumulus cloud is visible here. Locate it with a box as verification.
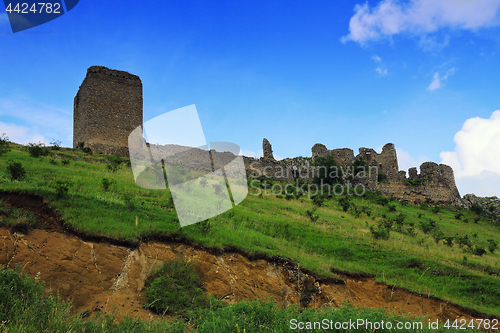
[0,95,72,146]
[341,0,500,45]
[372,55,382,62]
[440,110,500,197]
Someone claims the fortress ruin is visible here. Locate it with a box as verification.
[73,66,462,206]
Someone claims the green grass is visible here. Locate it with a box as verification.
[1,144,500,317]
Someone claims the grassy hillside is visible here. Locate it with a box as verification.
[1,142,500,316]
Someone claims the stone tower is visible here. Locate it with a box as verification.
[73,66,143,157]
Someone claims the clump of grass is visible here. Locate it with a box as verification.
[144,258,210,315]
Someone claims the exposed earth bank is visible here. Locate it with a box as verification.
[0,191,495,323]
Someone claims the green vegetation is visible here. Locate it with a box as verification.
[1,143,500,321]
[144,258,211,315]
[0,268,483,332]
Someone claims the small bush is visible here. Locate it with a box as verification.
[27,142,49,158]
[305,208,319,223]
[52,180,71,198]
[472,246,487,256]
[419,219,436,234]
[144,258,209,315]
[49,159,57,165]
[61,159,70,165]
[455,212,464,220]
[199,178,208,187]
[377,172,387,182]
[0,133,11,156]
[49,139,62,150]
[388,204,396,212]
[312,195,324,207]
[369,225,390,240]
[102,178,116,192]
[339,196,350,212]
[456,234,472,248]
[431,206,440,214]
[443,236,454,247]
[487,239,498,254]
[431,228,444,244]
[470,203,483,215]
[7,161,26,181]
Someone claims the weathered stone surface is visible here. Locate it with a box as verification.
[262,138,276,162]
[73,66,143,157]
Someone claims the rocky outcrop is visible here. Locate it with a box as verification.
[460,194,500,217]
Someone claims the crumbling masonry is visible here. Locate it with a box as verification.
[73,66,461,205]
[73,66,143,156]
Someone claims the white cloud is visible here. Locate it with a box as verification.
[0,122,48,145]
[372,55,382,62]
[240,149,263,159]
[375,67,388,75]
[427,72,441,91]
[426,67,455,91]
[0,95,72,146]
[440,110,500,197]
[396,148,428,174]
[341,0,500,45]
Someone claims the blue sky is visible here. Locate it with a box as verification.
[1,0,500,197]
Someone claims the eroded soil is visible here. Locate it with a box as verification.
[0,191,496,323]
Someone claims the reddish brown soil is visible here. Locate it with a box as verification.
[0,191,497,323]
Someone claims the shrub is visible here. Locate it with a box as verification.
[352,158,368,178]
[6,161,26,181]
[394,213,405,225]
[456,234,472,248]
[487,239,498,254]
[313,155,343,185]
[387,204,396,212]
[102,178,116,192]
[106,154,123,172]
[0,133,10,156]
[52,180,71,198]
[338,196,350,212]
[470,203,483,215]
[27,142,49,158]
[455,212,464,220]
[144,258,209,315]
[431,228,444,244]
[419,219,436,234]
[61,159,70,165]
[443,236,454,247]
[312,195,324,207]
[431,206,440,214]
[369,225,390,240]
[305,208,319,223]
[49,139,62,150]
[472,246,487,256]
[377,172,387,182]
[49,159,57,165]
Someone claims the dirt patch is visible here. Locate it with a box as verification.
[0,191,497,323]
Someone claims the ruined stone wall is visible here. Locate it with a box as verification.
[245,139,462,206]
[73,66,143,157]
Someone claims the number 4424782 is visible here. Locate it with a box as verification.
[5,3,61,14]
